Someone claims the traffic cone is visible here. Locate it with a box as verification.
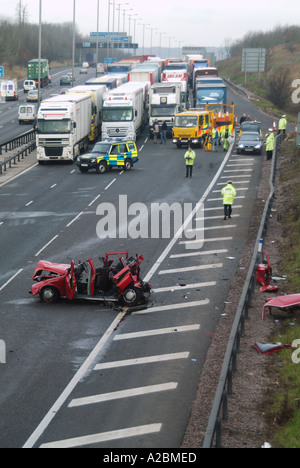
[273,120,277,131]
[295,124,298,137]
[234,116,238,127]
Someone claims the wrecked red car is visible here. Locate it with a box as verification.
[29,252,151,307]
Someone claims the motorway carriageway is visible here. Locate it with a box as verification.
[0,87,275,448]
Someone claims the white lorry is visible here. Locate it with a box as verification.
[66,84,106,141]
[36,94,92,162]
[161,68,188,105]
[101,82,148,141]
[149,82,184,138]
[129,66,158,85]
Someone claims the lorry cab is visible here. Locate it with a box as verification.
[172,103,235,148]
[172,111,211,148]
[76,138,138,173]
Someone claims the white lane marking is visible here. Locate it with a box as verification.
[39,424,162,449]
[195,214,240,220]
[134,301,209,315]
[224,169,252,172]
[50,184,57,189]
[104,178,116,191]
[0,269,23,292]
[229,158,254,161]
[25,201,34,207]
[170,250,228,259]
[220,175,251,178]
[94,352,190,371]
[179,237,233,246]
[213,188,248,192]
[114,324,201,339]
[217,181,249,185]
[66,212,83,228]
[227,163,253,167]
[203,205,243,211]
[68,382,178,408]
[88,194,101,207]
[153,281,216,293]
[187,225,237,232]
[23,310,127,448]
[159,264,222,275]
[35,235,59,257]
[207,196,245,202]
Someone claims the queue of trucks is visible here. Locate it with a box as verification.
[33,53,232,162]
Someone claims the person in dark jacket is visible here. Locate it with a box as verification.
[160,120,167,144]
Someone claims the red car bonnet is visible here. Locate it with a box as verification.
[32,260,70,278]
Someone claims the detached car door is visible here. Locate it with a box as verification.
[65,261,77,300]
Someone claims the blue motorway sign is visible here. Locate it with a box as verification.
[0,66,4,78]
[90,32,129,43]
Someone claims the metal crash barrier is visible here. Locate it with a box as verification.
[0,130,36,175]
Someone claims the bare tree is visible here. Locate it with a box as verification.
[15,0,28,26]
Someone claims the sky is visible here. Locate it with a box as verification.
[2,0,300,49]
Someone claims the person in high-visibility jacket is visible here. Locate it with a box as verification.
[184,146,196,178]
[212,127,220,152]
[278,115,287,135]
[265,129,275,160]
[221,181,237,220]
[221,125,233,151]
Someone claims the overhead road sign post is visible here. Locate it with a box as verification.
[242,48,266,83]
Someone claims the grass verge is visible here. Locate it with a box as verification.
[265,138,300,448]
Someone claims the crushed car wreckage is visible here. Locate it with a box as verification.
[29,252,152,308]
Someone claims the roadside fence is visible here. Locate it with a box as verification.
[0,130,36,175]
[202,133,285,448]
[0,129,36,156]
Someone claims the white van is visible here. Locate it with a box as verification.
[23,80,36,93]
[18,104,36,125]
[0,79,19,101]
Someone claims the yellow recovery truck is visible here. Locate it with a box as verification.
[172,103,235,148]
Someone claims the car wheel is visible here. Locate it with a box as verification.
[96,161,107,174]
[40,286,59,304]
[124,159,132,171]
[121,286,141,307]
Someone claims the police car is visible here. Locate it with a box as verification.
[76,139,139,173]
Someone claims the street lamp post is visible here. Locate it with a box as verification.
[72,0,76,86]
[96,0,100,75]
[133,17,141,56]
[159,32,165,58]
[106,0,113,64]
[38,0,42,109]
[116,2,129,60]
[128,14,138,56]
[139,23,150,56]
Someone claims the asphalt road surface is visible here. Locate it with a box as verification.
[0,85,276,448]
